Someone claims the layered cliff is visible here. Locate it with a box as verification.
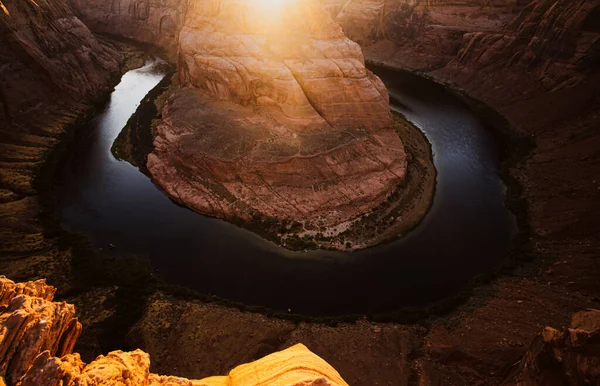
[0,277,349,386]
[326,0,532,70]
[67,0,187,55]
[178,0,392,129]
[146,0,420,249]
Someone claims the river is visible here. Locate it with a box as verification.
[58,59,516,316]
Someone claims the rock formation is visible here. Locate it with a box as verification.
[449,0,600,91]
[0,277,348,386]
[0,277,81,385]
[0,0,126,286]
[0,0,121,130]
[147,0,409,246]
[67,0,186,55]
[505,309,600,385]
[178,0,391,129]
[326,0,532,70]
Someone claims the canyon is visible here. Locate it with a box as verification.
[0,0,599,385]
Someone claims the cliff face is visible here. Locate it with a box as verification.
[0,0,120,129]
[0,277,349,386]
[67,0,187,55]
[0,0,125,290]
[326,0,531,70]
[450,0,600,90]
[178,0,391,129]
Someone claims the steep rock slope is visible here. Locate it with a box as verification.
[325,0,533,70]
[67,0,187,55]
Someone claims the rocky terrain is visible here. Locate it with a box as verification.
[0,0,599,385]
[0,277,349,386]
[145,0,434,249]
[325,0,533,70]
[67,0,187,56]
[0,0,139,288]
[2,277,599,385]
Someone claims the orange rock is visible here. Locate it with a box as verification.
[0,277,56,306]
[0,278,81,385]
[178,0,391,130]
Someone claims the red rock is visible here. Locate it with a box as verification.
[67,0,186,56]
[178,0,392,129]
[148,89,406,231]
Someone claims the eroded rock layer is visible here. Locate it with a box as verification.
[326,0,532,70]
[67,0,187,55]
[178,0,392,129]
[148,88,406,231]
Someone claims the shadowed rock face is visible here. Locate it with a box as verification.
[0,0,120,130]
[452,0,600,90]
[325,0,533,70]
[67,0,187,55]
[178,0,392,129]
[505,309,600,385]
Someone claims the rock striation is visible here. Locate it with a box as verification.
[67,0,187,56]
[178,0,392,129]
[147,0,408,245]
[450,0,600,91]
[325,0,531,70]
[0,0,125,286]
[0,277,348,386]
[0,277,81,385]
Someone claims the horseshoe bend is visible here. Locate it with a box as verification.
[1,0,599,384]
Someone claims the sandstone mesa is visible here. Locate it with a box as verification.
[145,0,410,244]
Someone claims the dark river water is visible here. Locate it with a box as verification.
[58,60,516,316]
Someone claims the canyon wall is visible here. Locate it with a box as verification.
[67,0,187,55]
[327,0,533,70]
[0,0,125,290]
[0,0,121,130]
[178,0,391,129]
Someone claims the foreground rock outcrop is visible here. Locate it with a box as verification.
[505,309,600,385]
[147,0,413,248]
[0,277,348,386]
